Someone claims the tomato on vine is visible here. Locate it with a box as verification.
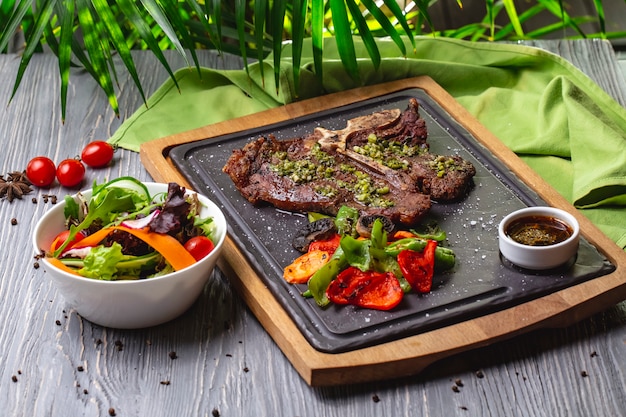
[81,141,114,168]
[26,156,56,187]
[56,159,85,187]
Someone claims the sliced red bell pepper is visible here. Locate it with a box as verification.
[308,233,341,254]
[397,239,437,293]
[326,266,403,311]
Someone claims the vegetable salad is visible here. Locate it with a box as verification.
[47,177,217,280]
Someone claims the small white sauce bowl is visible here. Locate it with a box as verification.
[498,206,580,270]
[32,182,227,329]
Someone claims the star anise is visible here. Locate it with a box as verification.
[0,170,33,203]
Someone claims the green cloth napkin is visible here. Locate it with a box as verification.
[109,37,626,250]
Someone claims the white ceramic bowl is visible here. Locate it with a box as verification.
[498,206,579,270]
[32,182,227,329]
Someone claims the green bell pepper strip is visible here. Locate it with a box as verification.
[385,238,456,271]
[370,217,387,248]
[307,247,348,307]
[410,230,447,242]
[340,235,372,271]
[307,212,330,223]
[370,247,412,293]
[334,205,359,237]
[410,222,447,242]
[368,219,411,292]
[306,220,455,306]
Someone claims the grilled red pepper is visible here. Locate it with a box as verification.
[326,266,403,310]
[397,239,437,293]
[308,233,341,254]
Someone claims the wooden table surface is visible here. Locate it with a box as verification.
[1,40,625,417]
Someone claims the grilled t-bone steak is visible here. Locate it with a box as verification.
[223,99,476,226]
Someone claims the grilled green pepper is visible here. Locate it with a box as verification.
[307,247,348,307]
[334,205,359,237]
[385,238,456,271]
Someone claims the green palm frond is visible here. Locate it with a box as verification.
[254,0,268,83]
[590,0,606,39]
[269,0,287,91]
[290,0,308,90]
[310,0,326,82]
[0,0,623,121]
[501,0,524,38]
[9,0,56,109]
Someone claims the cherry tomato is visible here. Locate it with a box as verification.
[56,159,85,187]
[51,230,85,253]
[184,236,215,261]
[26,156,56,187]
[81,141,114,168]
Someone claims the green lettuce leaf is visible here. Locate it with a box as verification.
[79,243,124,281]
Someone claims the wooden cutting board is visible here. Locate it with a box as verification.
[140,76,626,386]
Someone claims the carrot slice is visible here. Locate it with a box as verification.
[392,230,415,240]
[47,257,82,276]
[63,226,196,271]
[283,250,331,284]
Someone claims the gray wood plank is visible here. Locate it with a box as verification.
[0,40,625,417]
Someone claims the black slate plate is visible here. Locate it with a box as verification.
[169,89,615,353]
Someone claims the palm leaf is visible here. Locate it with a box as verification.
[184,0,218,52]
[75,0,119,115]
[406,0,435,36]
[2,0,625,122]
[234,0,249,72]
[206,0,223,52]
[361,0,406,57]
[116,0,180,91]
[232,0,249,76]
[493,4,543,40]
[254,0,268,82]
[310,0,325,81]
[536,0,586,38]
[602,30,626,40]
[186,19,261,56]
[0,0,15,27]
[57,0,74,123]
[91,0,148,105]
[139,0,186,59]
[270,0,287,92]
[590,0,606,39]
[485,0,496,40]
[329,0,359,84]
[9,0,55,106]
[346,0,380,69]
[525,16,595,39]
[0,0,32,53]
[440,23,491,40]
[502,0,525,38]
[290,0,308,92]
[381,0,415,51]
[158,0,201,72]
